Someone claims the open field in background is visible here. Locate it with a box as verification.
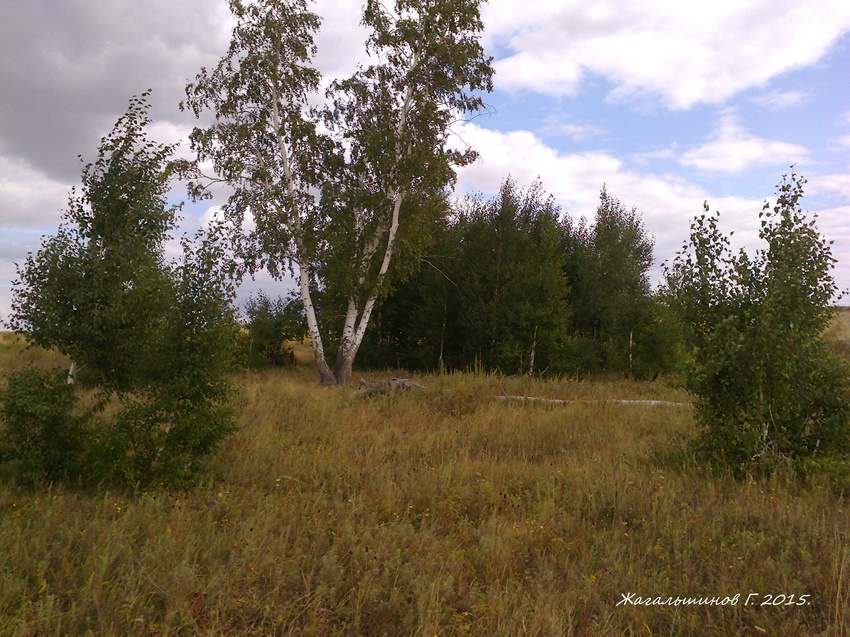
[827,307,850,359]
[1,324,850,636]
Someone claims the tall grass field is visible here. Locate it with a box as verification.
[2,316,850,636]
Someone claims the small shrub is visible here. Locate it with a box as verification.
[0,367,88,484]
[241,291,305,369]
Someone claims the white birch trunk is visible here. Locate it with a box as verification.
[334,187,405,384]
[332,65,417,385]
[334,298,362,385]
[67,360,78,385]
[297,257,336,385]
[271,87,336,385]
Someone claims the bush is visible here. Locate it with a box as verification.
[4,94,239,488]
[671,171,850,474]
[0,368,88,484]
[241,291,305,369]
[0,363,237,488]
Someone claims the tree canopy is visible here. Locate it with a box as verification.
[182,0,493,385]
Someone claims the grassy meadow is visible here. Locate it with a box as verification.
[2,324,850,636]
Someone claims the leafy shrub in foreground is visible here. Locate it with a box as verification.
[670,170,850,474]
[4,93,238,488]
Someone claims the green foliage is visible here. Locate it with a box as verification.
[5,94,238,487]
[241,291,305,369]
[0,368,88,485]
[565,186,677,377]
[671,170,850,473]
[361,178,571,374]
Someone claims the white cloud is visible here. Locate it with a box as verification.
[560,124,604,140]
[312,0,371,78]
[814,205,850,239]
[492,51,584,96]
[450,123,621,210]
[679,112,809,173]
[750,90,812,110]
[0,157,71,229]
[484,0,850,109]
[0,0,234,182]
[808,173,850,199]
[146,121,194,153]
[450,122,769,281]
[540,117,606,141]
[632,145,679,166]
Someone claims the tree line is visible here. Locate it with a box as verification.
[354,178,679,379]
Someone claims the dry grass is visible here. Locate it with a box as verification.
[0,331,69,373]
[1,338,850,635]
[827,307,850,359]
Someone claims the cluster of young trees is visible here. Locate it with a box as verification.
[3,94,238,485]
[669,171,850,473]
[357,179,678,378]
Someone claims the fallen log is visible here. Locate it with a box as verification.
[350,381,689,407]
[494,395,691,408]
[351,377,427,398]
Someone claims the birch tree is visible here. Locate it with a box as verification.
[10,92,177,390]
[182,0,493,385]
[7,93,239,485]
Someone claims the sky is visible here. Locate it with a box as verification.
[1,0,849,320]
